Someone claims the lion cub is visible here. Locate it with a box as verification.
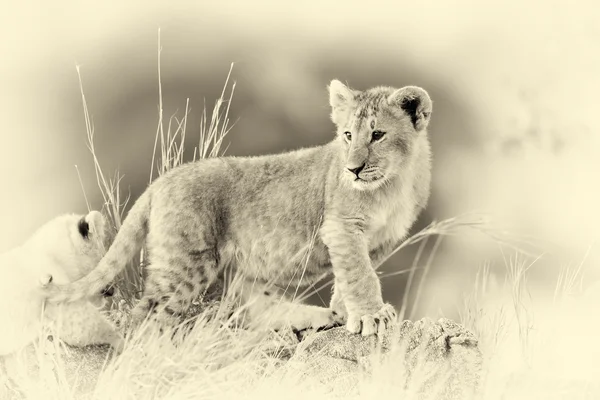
[0,211,123,356]
[42,80,433,337]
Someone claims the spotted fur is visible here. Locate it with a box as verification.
[0,211,123,356]
[42,80,433,337]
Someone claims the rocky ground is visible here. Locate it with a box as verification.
[1,311,482,400]
[1,279,483,399]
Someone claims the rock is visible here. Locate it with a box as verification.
[260,327,301,361]
[288,317,482,399]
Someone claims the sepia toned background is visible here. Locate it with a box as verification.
[1,0,598,319]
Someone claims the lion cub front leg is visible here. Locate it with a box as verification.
[330,279,348,322]
[322,218,396,336]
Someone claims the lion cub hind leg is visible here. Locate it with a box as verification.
[129,226,219,336]
[275,302,343,334]
[236,281,343,334]
[254,300,341,333]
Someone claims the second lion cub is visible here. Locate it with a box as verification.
[42,80,433,337]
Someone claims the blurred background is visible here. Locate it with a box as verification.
[1,0,599,320]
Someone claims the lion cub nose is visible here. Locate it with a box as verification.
[347,163,366,177]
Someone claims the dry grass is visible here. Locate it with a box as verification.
[75,29,235,306]
[4,234,598,399]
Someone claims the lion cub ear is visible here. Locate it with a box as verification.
[387,86,432,131]
[328,79,356,125]
[328,80,355,108]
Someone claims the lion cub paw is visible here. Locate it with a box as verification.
[346,303,396,336]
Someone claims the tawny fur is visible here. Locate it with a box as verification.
[42,80,433,337]
[0,211,123,356]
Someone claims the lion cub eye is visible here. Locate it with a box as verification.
[344,131,352,141]
[371,130,386,142]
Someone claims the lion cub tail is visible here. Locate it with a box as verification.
[43,190,151,303]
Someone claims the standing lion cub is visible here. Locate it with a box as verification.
[41,80,433,337]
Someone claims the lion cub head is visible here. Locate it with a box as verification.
[328,80,432,191]
[26,210,114,288]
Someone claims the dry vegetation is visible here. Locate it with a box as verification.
[2,37,599,400]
